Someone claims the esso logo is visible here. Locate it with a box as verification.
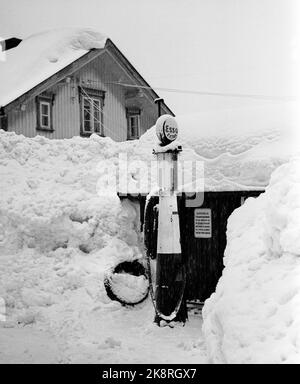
[155,115,178,146]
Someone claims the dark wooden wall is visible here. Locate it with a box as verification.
[179,191,263,301]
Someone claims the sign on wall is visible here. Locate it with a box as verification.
[194,208,212,238]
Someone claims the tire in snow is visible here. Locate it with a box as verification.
[104,260,149,305]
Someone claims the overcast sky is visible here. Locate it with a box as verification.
[0,0,299,115]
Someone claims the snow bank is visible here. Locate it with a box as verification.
[0,130,147,329]
[0,28,107,107]
[0,129,207,363]
[202,156,300,364]
[0,131,139,254]
[1,99,299,362]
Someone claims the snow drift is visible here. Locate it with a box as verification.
[0,129,206,363]
[0,131,140,255]
[0,100,299,362]
[202,156,300,364]
[1,101,299,323]
[0,130,146,331]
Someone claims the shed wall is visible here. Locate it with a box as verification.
[179,191,263,301]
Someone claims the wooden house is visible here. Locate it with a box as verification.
[0,29,173,141]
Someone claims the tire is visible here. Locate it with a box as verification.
[104,260,149,306]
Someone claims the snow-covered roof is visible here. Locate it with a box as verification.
[0,28,107,107]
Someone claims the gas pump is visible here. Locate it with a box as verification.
[145,115,187,325]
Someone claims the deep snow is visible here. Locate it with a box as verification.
[1,100,299,363]
[0,129,206,363]
[202,156,300,364]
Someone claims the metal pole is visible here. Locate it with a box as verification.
[150,115,187,325]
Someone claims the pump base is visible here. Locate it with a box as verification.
[154,253,188,325]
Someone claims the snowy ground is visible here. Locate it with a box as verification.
[0,327,59,364]
[0,302,207,364]
[0,242,206,364]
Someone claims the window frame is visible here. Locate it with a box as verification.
[40,101,51,129]
[126,108,141,140]
[80,87,105,137]
[82,96,103,135]
[36,94,54,132]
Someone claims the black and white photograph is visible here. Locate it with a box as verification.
[0,0,299,366]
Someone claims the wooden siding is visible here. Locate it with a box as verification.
[77,53,127,141]
[7,99,36,137]
[179,191,263,301]
[50,80,80,139]
[6,51,158,141]
[140,108,156,136]
[76,52,157,141]
[7,80,80,139]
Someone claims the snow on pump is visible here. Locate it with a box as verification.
[146,115,187,325]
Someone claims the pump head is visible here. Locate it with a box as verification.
[155,115,178,146]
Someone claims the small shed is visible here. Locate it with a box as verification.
[119,104,300,302]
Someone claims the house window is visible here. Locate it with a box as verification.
[40,101,51,129]
[127,108,141,139]
[80,88,105,136]
[82,96,103,134]
[36,94,54,131]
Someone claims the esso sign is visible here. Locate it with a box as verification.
[155,115,179,146]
